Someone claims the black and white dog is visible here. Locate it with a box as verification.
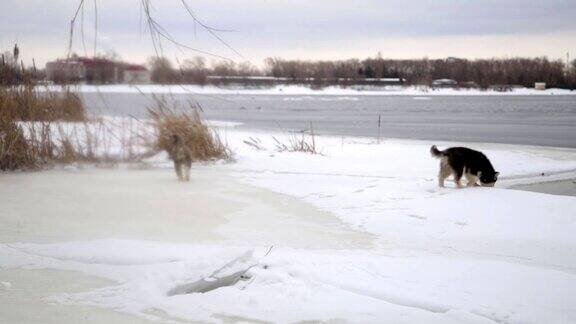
[430,145,499,188]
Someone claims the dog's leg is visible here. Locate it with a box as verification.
[465,172,479,187]
[438,161,450,187]
[183,164,190,182]
[453,168,464,188]
[180,163,186,182]
[174,160,183,181]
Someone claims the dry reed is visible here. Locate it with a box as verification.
[1,85,85,122]
[148,99,230,162]
[0,86,152,170]
[273,123,318,154]
[1,87,229,171]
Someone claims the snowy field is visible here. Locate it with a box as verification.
[47,84,576,96]
[2,126,576,323]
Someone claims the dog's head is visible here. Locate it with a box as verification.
[171,134,182,145]
[479,171,499,187]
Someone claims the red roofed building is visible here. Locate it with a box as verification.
[45,55,150,84]
[123,64,151,84]
[77,57,120,84]
[45,59,86,83]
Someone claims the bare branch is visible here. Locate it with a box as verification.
[93,0,98,57]
[68,0,86,57]
[140,0,232,61]
[70,0,238,62]
[179,0,243,58]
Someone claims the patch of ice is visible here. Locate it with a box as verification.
[206,120,243,128]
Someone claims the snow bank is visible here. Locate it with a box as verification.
[226,133,576,263]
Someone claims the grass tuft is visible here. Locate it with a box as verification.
[0,116,36,170]
[273,123,319,154]
[148,99,231,162]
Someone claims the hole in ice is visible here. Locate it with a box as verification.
[167,250,261,296]
[167,269,252,295]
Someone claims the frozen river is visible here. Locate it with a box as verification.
[83,92,576,148]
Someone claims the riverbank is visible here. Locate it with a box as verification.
[45,84,576,96]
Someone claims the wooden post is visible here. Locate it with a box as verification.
[377,114,382,143]
[309,121,316,153]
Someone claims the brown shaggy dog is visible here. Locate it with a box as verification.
[169,134,193,181]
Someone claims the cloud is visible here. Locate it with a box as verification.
[1,0,575,65]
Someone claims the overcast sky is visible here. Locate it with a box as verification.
[1,0,575,67]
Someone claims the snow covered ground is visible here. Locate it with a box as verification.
[46,84,576,96]
[2,127,576,323]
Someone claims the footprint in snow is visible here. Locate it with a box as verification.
[408,214,427,220]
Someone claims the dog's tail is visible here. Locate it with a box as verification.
[430,145,445,158]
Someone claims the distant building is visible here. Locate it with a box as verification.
[45,59,86,82]
[458,81,479,89]
[445,57,462,63]
[76,57,121,84]
[204,76,404,86]
[361,77,405,84]
[123,65,151,84]
[45,56,148,84]
[490,84,513,92]
[535,82,546,90]
[432,79,458,88]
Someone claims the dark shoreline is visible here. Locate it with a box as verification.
[512,179,576,197]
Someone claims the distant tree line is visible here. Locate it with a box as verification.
[2,50,576,89]
[147,55,576,89]
[147,56,262,85]
[264,56,576,89]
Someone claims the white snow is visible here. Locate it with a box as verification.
[2,128,576,323]
[43,84,576,96]
[205,120,243,128]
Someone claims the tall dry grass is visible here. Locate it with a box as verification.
[0,86,86,170]
[0,85,119,170]
[0,115,36,170]
[148,100,230,162]
[1,86,230,171]
[1,85,85,122]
